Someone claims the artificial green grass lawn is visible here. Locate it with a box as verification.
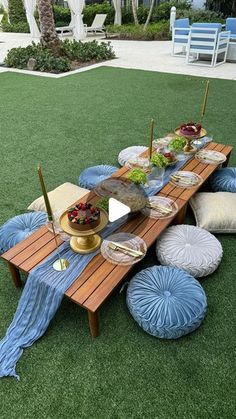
[0,67,235,419]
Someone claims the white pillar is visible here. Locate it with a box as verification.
[170,6,176,32]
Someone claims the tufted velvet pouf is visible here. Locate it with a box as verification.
[210,167,236,193]
[118,146,148,166]
[156,225,223,278]
[78,165,118,189]
[0,212,48,253]
[127,266,207,339]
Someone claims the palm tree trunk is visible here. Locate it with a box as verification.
[38,0,60,52]
[144,0,155,30]
[131,0,139,25]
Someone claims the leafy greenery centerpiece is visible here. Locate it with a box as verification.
[151,152,168,168]
[127,168,148,186]
[168,136,187,160]
[150,152,168,183]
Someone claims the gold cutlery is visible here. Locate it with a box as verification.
[197,154,223,163]
[108,242,144,258]
[171,175,197,185]
[146,203,172,214]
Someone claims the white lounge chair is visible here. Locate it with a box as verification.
[186,25,231,67]
[56,25,74,36]
[84,14,107,35]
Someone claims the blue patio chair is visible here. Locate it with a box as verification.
[226,18,236,41]
[172,18,190,57]
[186,23,230,67]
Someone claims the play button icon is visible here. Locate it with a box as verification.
[108,198,131,222]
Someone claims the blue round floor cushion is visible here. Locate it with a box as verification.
[210,167,236,192]
[0,212,48,253]
[79,165,118,189]
[127,266,207,339]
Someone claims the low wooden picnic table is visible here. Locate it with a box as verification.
[1,141,233,337]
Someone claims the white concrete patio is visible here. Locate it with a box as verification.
[0,32,236,80]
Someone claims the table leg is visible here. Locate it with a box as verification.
[223,151,232,167]
[7,262,22,288]
[173,203,187,225]
[88,310,100,338]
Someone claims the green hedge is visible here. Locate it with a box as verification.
[1,21,29,32]
[8,0,27,24]
[177,8,224,23]
[106,22,171,41]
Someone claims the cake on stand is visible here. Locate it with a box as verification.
[175,126,207,154]
[59,209,108,254]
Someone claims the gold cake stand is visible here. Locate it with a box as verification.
[174,127,207,155]
[59,210,108,254]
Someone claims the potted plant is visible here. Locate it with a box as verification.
[168,136,186,160]
[127,168,148,186]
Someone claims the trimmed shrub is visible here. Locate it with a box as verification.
[60,39,115,61]
[8,0,27,24]
[106,22,171,41]
[4,40,115,73]
[177,8,224,23]
[1,21,29,32]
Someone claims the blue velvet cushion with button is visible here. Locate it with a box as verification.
[126,266,207,339]
[0,212,48,253]
[78,165,117,189]
[210,167,236,193]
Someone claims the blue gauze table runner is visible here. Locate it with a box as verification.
[0,142,206,380]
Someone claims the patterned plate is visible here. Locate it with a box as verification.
[170,171,203,189]
[125,157,151,173]
[195,150,226,165]
[142,196,178,219]
[94,178,147,213]
[101,233,147,266]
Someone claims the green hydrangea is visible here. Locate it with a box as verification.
[127,168,148,185]
[151,152,168,168]
[169,136,186,152]
[96,197,109,213]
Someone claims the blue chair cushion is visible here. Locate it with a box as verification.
[226,18,236,35]
[127,266,207,339]
[78,165,117,189]
[0,212,48,253]
[210,167,236,192]
[192,22,222,34]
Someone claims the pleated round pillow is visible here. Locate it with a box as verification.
[0,212,48,253]
[210,167,236,193]
[78,165,117,189]
[127,266,207,339]
[156,225,223,278]
[118,146,148,166]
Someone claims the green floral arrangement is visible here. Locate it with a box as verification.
[96,197,109,213]
[169,136,186,152]
[127,168,148,185]
[151,152,168,168]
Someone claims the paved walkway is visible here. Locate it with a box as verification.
[0,32,236,80]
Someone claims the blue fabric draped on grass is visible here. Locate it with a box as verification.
[0,141,206,380]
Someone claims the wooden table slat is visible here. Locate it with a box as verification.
[1,225,49,261]
[21,237,64,272]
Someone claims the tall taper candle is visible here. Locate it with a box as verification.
[37,165,53,222]
[201,80,209,118]
[149,119,154,160]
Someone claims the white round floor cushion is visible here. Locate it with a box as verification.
[118,146,148,166]
[156,225,223,278]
